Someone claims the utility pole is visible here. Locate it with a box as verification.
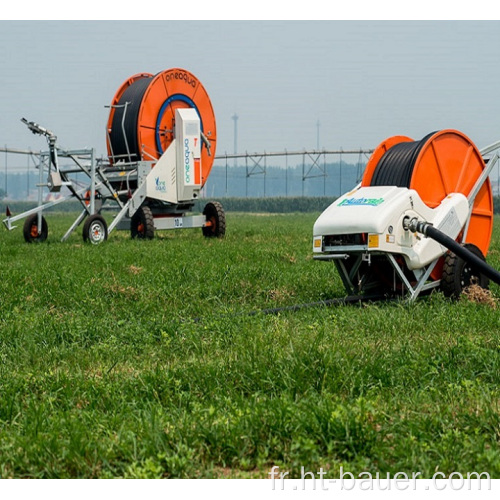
[232,113,238,167]
[316,120,320,151]
[4,146,7,197]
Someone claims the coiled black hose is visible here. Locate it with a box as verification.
[371,132,436,187]
[108,77,152,162]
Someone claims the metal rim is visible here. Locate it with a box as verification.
[88,220,106,244]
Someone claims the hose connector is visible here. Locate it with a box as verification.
[402,216,431,235]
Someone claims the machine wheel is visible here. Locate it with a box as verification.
[202,201,226,238]
[441,243,489,299]
[23,214,48,243]
[83,214,108,244]
[131,205,155,239]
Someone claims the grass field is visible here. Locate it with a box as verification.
[0,211,499,478]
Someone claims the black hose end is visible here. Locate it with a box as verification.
[415,221,430,235]
[402,216,429,235]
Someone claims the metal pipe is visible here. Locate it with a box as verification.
[215,149,373,160]
[480,139,500,156]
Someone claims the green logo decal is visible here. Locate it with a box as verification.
[338,197,384,207]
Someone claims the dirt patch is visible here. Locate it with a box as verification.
[461,284,497,309]
[268,287,295,302]
[128,265,143,275]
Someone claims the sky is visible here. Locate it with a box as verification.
[1,19,500,160]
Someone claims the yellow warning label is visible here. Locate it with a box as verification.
[368,234,379,248]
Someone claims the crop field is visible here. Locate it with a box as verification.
[0,211,499,479]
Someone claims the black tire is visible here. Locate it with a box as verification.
[202,201,226,238]
[131,205,155,239]
[441,243,489,299]
[83,214,108,244]
[23,214,48,243]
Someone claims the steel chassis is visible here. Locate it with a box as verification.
[2,118,214,242]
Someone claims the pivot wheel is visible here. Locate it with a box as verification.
[441,243,489,299]
[23,214,48,243]
[131,205,155,239]
[83,214,108,244]
[202,201,226,238]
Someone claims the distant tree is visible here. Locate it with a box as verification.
[0,188,6,200]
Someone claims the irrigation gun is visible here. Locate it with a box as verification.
[313,130,500,301]
[3,68,225,243]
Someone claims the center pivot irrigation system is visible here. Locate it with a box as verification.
[3,68,225,244]
[313,130,500,301]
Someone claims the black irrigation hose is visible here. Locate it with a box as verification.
[246,293,388,316]
[191,294,390,323]
[108,76,153,161]
[415,221,500,286]
[371,132,436,187]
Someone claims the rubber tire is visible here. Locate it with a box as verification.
[441,243,489,299]
[202,201,226,238]
[83,214,108,244]
[131,205,155,239]
[23,214,48,243]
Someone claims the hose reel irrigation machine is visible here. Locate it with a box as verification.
[313,130,500,301]
[3,68,225,243]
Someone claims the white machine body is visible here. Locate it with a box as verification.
[313,185,469,270]
[145,108,202,204]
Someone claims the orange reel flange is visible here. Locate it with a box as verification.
[362,129,494,279]
[106,68,217,188]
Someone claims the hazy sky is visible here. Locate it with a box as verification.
[1,20,499,159]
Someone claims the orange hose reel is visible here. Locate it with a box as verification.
[106,68,217,188]
[362,130,494,280]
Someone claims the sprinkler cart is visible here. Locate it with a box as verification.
[3,68,225,244]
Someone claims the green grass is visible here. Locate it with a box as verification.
[0,212,499,478]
